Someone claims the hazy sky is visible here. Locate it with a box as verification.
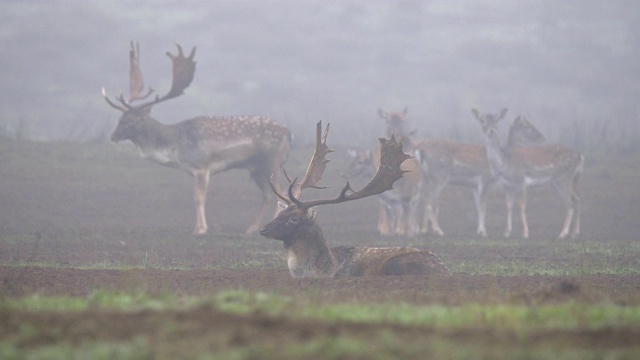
[1,1,637,149]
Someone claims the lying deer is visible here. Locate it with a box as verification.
[260,122,451,278]
[102,42,291,235]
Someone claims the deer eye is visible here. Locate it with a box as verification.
[287,217,299,225]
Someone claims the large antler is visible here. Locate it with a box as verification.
[287,127,411,210]
[127,41,154,103]
[270,121,332,203]
[291,121,333,198]
[102,42,196,112]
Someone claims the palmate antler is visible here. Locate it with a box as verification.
[102,42,197,112]
[272,121,411,210]
[127,41,154,103]
[289,121,333,198]
[271,121,332,203]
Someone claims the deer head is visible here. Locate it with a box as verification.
[471,108,508,140]
[260,121,411,243]
[343,149,375,179]
[507,116,547,147]
[378,107,408,138]
[102,42,197,142]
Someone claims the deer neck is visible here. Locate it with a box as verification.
[128,117,181,166]
[482,132,509,178]
[284,222,338,278]
[506,126,529,149]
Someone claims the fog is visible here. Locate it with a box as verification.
[1,0,638,153]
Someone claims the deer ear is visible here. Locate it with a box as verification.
[277,201,288,211]
[499,108,508,120]
[471,108,480,121]
[306,206,319,220]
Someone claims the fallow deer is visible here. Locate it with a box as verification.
[412,108,546,237]
[102,42,291,235]
[260,122,450,278]
[355,107,424,237]
[473,109,584,239]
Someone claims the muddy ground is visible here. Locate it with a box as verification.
[1,140,639,357]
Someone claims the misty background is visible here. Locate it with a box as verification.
[1,0,638,156]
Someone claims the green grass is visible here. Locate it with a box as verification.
[3,235,639,276]
[4,290,639,331]
[2,290,639,359]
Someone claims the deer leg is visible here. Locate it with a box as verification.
[394,202,406,236]
[246,170,274,235]
[571,188,581,239]
[378,200,391,236]
[558,208,574,239]
[420,197,430,235]
[425,180,446,236]
[571,160,583,239]
[473,185,488,238]
[193,170,210,236]
[518,190,529,239]
[553,180,579,240]
[406,195,421,238]
[504,191,514,238]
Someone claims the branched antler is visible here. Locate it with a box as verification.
[127,41,154,103]
[271,121,332,203]
[159,44,197,102]
[291,135,410,209]
[274,120,411,210]
[292,121,333,198]
[103,42,196,112]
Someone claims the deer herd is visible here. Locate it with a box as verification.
[103,42,584,278]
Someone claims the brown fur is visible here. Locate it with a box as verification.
[260,205,450,278]
[104,43,291,235]
[473,109,584,239]
[111,112,291,236]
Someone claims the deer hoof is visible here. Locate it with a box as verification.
[193,226,208,236]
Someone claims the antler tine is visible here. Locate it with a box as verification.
[269,174,291,204]
[290,121,333,199]
[102,87,129,112]
[127,43,196,110]
[298,135,411,210]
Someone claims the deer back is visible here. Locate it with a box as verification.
[506,144,584,183]
[333,246,451,277]
[414,139,490,180]
[175,115,291,169]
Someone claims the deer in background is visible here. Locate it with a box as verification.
[260,122,450,278]
[344,107,423,237]
[473,109,584,239]
[412,108,547,237]
[102,42,291,235]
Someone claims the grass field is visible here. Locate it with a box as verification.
[1,139,639,359]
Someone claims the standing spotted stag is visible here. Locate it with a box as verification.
[260,121,450,278]
[473,109,584,239]
[102,42,291,235]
